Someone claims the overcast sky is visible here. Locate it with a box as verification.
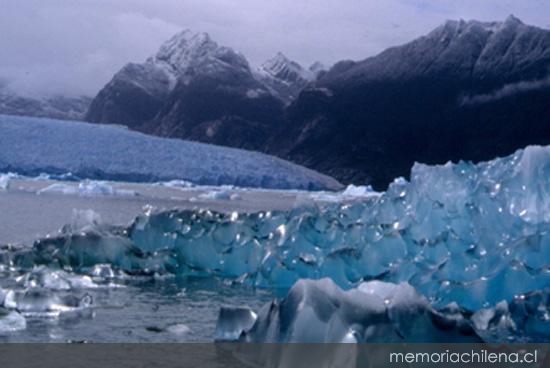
[1,0,548,97]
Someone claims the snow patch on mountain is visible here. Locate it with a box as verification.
[255,52,318,103]
[258,52,315,83]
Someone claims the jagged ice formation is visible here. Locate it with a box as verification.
[2,145,548,315]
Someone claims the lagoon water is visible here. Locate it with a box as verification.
[0,179,305,342]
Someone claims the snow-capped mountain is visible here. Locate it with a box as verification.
[86,30,284,150]
[255,52,317,104]
[265,15,550,189]
[0,89,91,121]
[321,15,549,87]
[86,17,550,189]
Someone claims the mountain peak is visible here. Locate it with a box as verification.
[155,30,219,71]
[254,53,315,104]
[260,53,313,82]
[504,14,523,27]
[262,52,294,70]
[438,15,526,36]
[273,51,290,62]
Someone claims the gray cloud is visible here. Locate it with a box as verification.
[0,0,548,96]
[461,76,550,105]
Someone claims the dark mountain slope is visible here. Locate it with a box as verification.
[267,16,550,189]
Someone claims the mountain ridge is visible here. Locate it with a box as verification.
[86,29,307,150]
[85,16,550,189]
[0,89,91,121]
[266,15,550,189]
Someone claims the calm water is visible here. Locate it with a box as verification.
[0,276,275,342]
[0,179,304,245]
[0,178,304,342]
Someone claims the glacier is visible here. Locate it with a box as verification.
[0,144,548,342]
[0,114,341,191]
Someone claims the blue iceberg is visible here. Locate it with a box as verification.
[2,145,549,327]
[215,278,549,343]
[216,278,480,343]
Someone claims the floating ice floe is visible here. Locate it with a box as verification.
[308,184,381,202]
[216,278,481,343]
[0,176,9,191]
[215,307,258,341]
[0,307,26,334]
[60,209,105,235]
[197,190,242,201]
[16,266,98,290]
[217,278,550,343]
[165,323,191,335]
[156,180,195,189]
[31,172,80,182]
[0,172,18,191]
[38,180,138,197]
[2,288,92,318]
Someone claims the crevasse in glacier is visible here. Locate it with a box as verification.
[3,145,549,313]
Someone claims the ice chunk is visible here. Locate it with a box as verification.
[156,180,194,188]
[3,288,92,318]
[472,289,550,343]
[0,172,17,190]
[0,176,8,190]
[341,184,377,197]
[33,172,80,181]
[61,209,104,234]
[38,180,138,197]
[218,279,480,343]
[198,190,241,201]
[215,307,257,341]
[166,323,191,335]
[18,266,98,290]
[89,264,116,279]
[308,184,381,202]
[146,323,191,336]
[0,308,26,333]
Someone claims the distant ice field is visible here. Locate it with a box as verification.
[0,114,341,191]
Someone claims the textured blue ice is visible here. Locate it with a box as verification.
[5,145,548,317]
[216,278,481,343]
[215,278,550,343]
[0,114,341,190]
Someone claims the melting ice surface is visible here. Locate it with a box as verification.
[1,145,549,342]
